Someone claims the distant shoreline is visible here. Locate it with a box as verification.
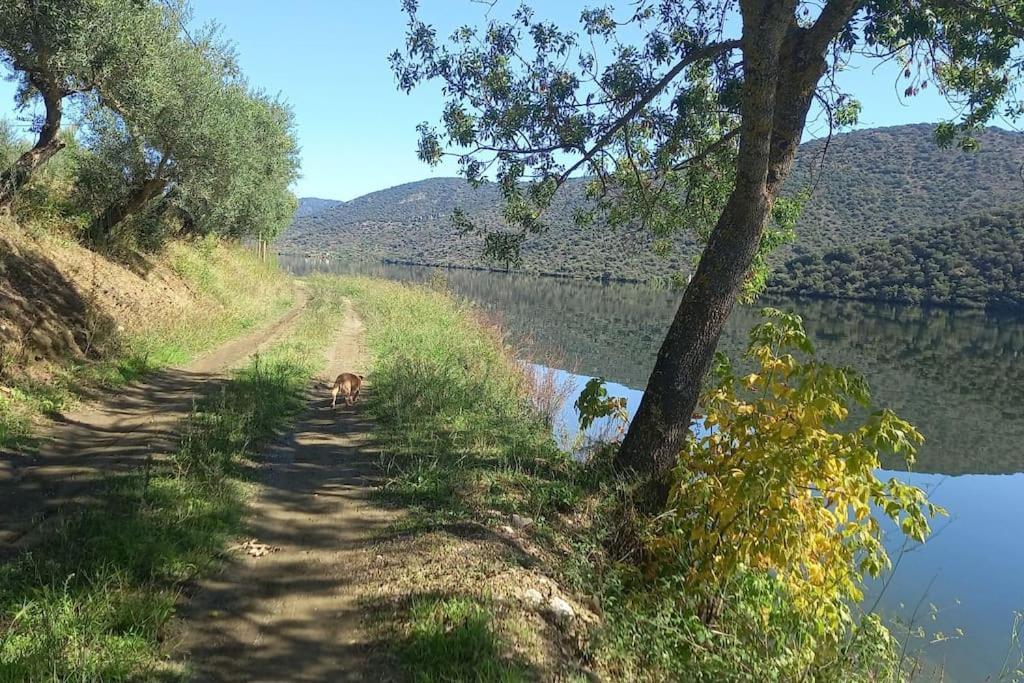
[276,251,1024,315]
[276,251,651,286]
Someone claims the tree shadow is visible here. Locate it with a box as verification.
[0,234,113,362]
[376,589,552,682]
[0,444,242,680]
[0,369,234,554]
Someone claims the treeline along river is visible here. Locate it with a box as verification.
[282,255,1024,681]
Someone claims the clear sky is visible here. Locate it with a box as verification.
[1,1,983,202]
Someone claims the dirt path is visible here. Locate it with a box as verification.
[178,304,398,682]
[0,286,309,554]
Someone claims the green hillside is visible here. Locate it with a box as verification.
[771,208,1024,309]
[278,124,1024,288]
[783,124,1024,252]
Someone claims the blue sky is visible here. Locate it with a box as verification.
[0,1,977,201]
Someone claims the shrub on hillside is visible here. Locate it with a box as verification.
[773,209,1024,309]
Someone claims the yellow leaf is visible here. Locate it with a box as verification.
[778,421,798,439]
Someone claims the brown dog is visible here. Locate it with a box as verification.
[329,372,364,408]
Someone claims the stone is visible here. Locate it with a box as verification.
[548,596,575,622]
[523,588,544,607]
[510,513,534,529]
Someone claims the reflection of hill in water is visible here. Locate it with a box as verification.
[281,257,1024,476]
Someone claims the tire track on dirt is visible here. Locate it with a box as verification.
[0,285,309,555]
[178,302,399,682]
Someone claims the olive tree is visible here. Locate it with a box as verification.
[178,83,299,242]
[80,13,299,245]
[82,19,233,241]
[0,0,156,209]
[215,90,300,243]
[393,0,1024,487]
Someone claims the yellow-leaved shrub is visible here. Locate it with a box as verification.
[648,308,944,632]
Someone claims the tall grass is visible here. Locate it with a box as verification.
[0,277,347,681]
[336,277,579,526]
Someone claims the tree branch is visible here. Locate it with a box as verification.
[671,128,741,171]
[806,0,864,55]
[555,39,742,185]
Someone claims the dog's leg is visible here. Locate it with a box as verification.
[331,386,338,408]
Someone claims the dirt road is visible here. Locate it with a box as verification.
[178,304,398,681]
[2,291,399,679]
[0,287,308,554]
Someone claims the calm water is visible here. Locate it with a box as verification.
[283,255,1024,680]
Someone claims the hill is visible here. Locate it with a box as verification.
[294,197,345,219]
[277,124,1024,286]
[282,176,682,279]
[782,124,1024,252]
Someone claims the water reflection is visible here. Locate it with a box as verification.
[282,255,1024,476]
[281,256,1024,680]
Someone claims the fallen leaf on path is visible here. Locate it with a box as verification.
[239,538,279,558]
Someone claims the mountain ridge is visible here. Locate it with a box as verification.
[293,197,345,219]
[280,124,1024,291]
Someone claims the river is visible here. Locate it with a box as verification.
[282,255,1024,680]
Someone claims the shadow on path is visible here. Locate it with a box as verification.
[179,310,402,682]
[0,290,307,557]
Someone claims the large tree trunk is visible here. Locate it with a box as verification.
[0,83,65,210]
[154,186,198,235]
[88,176,169,242]
[614,2,831,486]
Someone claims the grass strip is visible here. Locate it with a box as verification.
[334,276,586,680]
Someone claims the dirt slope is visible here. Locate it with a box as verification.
[0,287,308,555]
[178,304,400,681]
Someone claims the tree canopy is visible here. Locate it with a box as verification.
[0,0,152,206]
[0,0,299,246]
[773,207,1024,309]
[393,0,1024,480]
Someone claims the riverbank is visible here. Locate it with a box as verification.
[277,250,651,285]
[333,276,907,681]
[335,276,596,679]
